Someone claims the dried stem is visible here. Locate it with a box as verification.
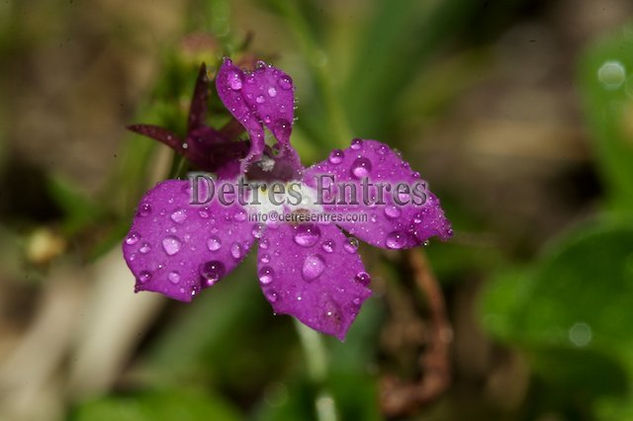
[380,249,453,417]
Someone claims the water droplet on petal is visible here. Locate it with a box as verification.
[162,235,182,255]
[200,261,225,287]
[343,237,359,253]
[278,76,292,90]
[168,271,180,284]
[198,208,210,218]
[125,232,140,245]
[260,253,271,264]
[354,271,371,286]
[385,231,406,249]
[350,139,363,150]
[328,149,344,164]
[322,240,335,253]
[228,71,242,90]
[268,87,277,97]
[231,242,243,259]
[139,242,151,254]
[256,94,265,104]
[234,210,247,222]
[260,239,269,249]
[170,208,187,223]
[138,203,152,216]
[273,119,291,140]
[207,236,221,251]
[259,266,274,284]
[266,290,278,303]
[294,224,321,247]
[350,157,372,179]
[377,145,388,155]
[252,224,263,239]
[138,270,152,283]
[302,254,325,281]
[384,205,401,219]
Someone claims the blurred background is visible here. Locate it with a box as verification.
[1,0,633,419]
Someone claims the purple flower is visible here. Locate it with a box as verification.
[123,58,452,340]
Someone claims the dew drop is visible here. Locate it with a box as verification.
[322,239,335,253]
[302,254,325,281]
[125,232,140,245]
[259,266,275,284]
[138,271,152,283]
[343,237,359,253]
[260,253,271,264]
[278,76,292,90]
[234,210,247,222]
[138,202,152,216]
[200,260,225,287]
[294,224,321,247]
[328,149,344,164]
[260,239,270,249]
[198,208,210,218]
[266,290,279,303]
[256,94,265,104]
[354,271,371,286]
[230,242,243,259]
[139,242,151,254]
[385,231,406,249]
[162,235,182,255]
[350,157,372,179]
[207,236,221,251]
[168,271,181,284]
[268,87,277,97]
[252,224,263,239]
[377,145,388,155]
[384,205,401,219]
[228,71,242,90]
[170,208,187,223]
[350,138,363,150]
[273,119,291,140]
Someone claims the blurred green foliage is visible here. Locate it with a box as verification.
[3,0,633,420]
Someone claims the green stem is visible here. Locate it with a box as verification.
[294,319,327,381]
[294,321,338,421]
[275,1,352,148]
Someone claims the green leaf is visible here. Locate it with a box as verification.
[72,389,241,421]
[480,222,633,414]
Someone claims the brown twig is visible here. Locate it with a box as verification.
[380,249,453,417]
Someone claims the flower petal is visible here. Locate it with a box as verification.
[188,63,209,133]
[215,58,296,169]
[257,223,372,340]
[122,180,256,302]
[303,139,452,249]
[186,126,249,175]
[127,124,184,153]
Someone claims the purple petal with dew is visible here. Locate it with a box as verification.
[257,222,372,340]
[215,58,298,171]
[303,139,452,249]
[122,179,256,302]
